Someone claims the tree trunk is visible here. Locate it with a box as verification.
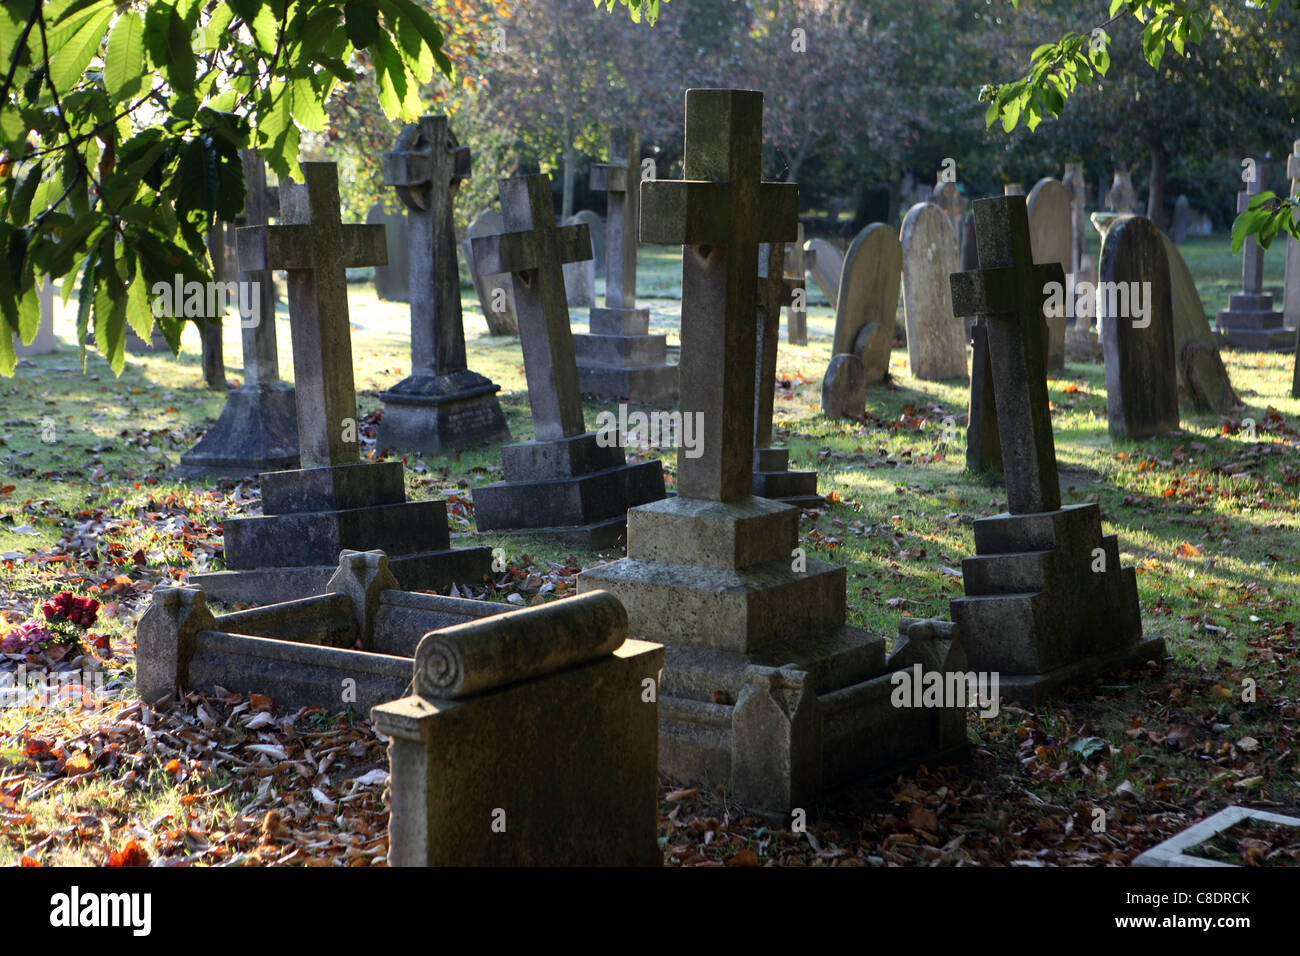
[1146,138,1168,230]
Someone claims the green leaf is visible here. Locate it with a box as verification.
[0,313,14,376]
[344,2,380,49]
[104,10,144,103]
[47,5,112,93]
[250,5,278,54]
[124,252,153,341]
[15,277,39,344]
[9,160,44,226]
[290,76,326,131]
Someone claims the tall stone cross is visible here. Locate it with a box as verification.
[641,89,798,501]
[471,174,591,442]
[237,149,281,386]
[950,196,1065,515]
[237,162,388,468]
[1238,160,1270,296]
[382,115,473,378]
[590,127,640,310]
[755,241,801,449]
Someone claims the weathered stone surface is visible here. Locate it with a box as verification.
[966,322,1002,474]
[574,128,677,403]
[804,237,843,309]
[1172,194,1190,243]
[570,209,605,275]
[463,210,518,335]
[832,223,900,385]
[470,173,665,543]
[367,201,411,302]
[1062,162,1088,276]
[580,90,968,811]
[1158,231,1238,414]
[1134,806,1300,868]
[375,592,663,866]
[947,197,1163,702]
[1216,163,1290,350]
[1105,170,1137,213]
[1099,216,1180,439]
[930,177,968,252]
[1026,178,1071,370]
[821,353,866,418]
[785,223,808,344]
[562,214,596,307]
[378,117,509,455]
[900,202,966,381]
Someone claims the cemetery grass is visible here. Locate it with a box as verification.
[1,289,1298,866]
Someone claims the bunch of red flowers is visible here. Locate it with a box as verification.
[41,592,100,629]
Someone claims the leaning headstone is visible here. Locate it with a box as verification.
[1284,141,1300,333]
[949,195,1164,701]
[561,214,596,307]
[463,210,518,335]
[374,590,664,866]
[581,89,969,811]
[1026,178,1072,370]
[753,241,821,507]
[571,209,605,276]
[1158,231,1239,415]
[368,201,411,302]
[1098,216,1180,439]
[821,353,867,418]
[470,173,666,547]
[784,222,808,344]
[830,222,901,385]
[1172,195,1190,243]
[189,163,492,604]
[13,277,57,356]
[572,128,677,403]
[900,202,966,381]
[376,117,511,456]
[1216,161,1291,350]
[176,150,299,478]
[805,237,843,309]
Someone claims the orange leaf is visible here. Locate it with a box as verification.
[64,753,91,774]
[249,693,273,712]
[665,788,698,802]
[106,841,150,867]
[1174,542,1202,558]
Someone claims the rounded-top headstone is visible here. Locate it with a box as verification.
[832,223,901,385]
[1027,178,1072,370]
[900,202,966,381]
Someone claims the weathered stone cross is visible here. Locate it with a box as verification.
[590,127,640,310]
[755,241,801,449]
[382,115,473,377]
[950,196,1064,515]
[237,149,281,387]
[237,162,388,468]
[641,89,798,501]
[471,174,592,442]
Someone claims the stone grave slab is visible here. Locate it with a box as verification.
[805,237,843,309]
[1157,231,1239,415]
[572,128,677,403]
[470,173,666,548]
[1026,177,1072,370]
[377,117,510,456]
[580,89,969,812]
[900,201,966,381]
[463,210,518,335]
[189,163,491,603]
[177,150,299,478]
[1099,216,1180,439]
[949,195,1165,702]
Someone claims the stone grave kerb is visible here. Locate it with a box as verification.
[238,162,387,469]
[950,195,1064,515]
[383,115,472,376]
[640,88,798,502]
[591,127,640,310]
[471,173,591,443]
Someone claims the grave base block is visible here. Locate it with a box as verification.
[174,382,299,478]
[579,496,970,811]
[1065,326,1101,362]
[573,306,679,403]
[1216,292,1292,351]
[950,502,1165,703]
[190,546,493,606]
[377,371,511,455]
[473,432,666,542]
[752,447,824,509]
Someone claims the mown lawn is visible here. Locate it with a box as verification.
[1,239,1297,866]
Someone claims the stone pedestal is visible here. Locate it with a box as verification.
[752,447,821,509]
[175,381,299,478]
[573,306,677,403]
[472,432,665,548]
[950,504,1165,703]
[193,460,491,603]
[377,370,510,454]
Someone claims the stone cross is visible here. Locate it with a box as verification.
[784,223,808,344]
[237,149,281,387]
[383,115,472,377]
[755,241,801,449]
[471,174,591,442]
[590,127,640,310]
[1238,160,1269,296]
[641,89,798,501]
[237,162,388,468]
[950,196,1065,515]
